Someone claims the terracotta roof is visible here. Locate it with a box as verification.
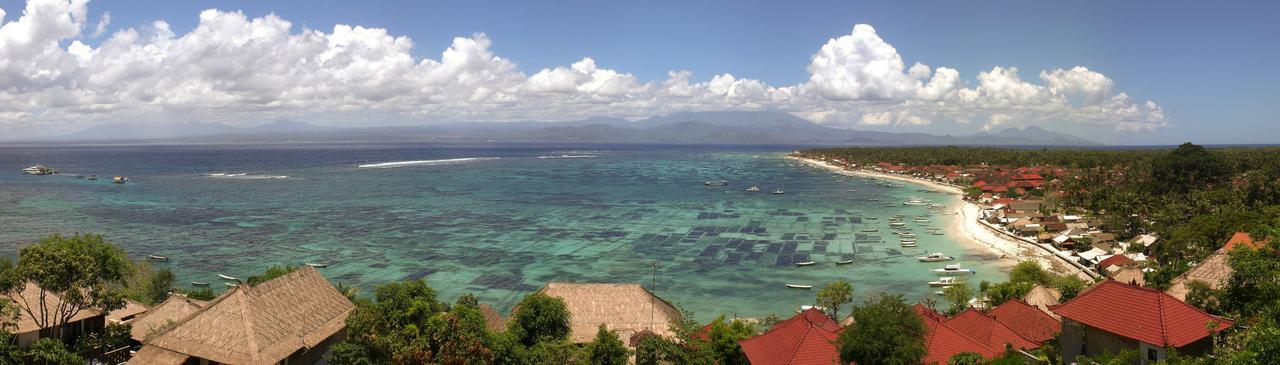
[537,283,681,343]
[988,300,1061,343]
[4,282,105,334]
[916,307,997,364]
[945,309,1040,351]
[1098,255,1134,270]
[1223,231,1266,251]
[129,295,209,342]
[739,308,841,365]
[129,267,354,365]
[1052,280,1233,348]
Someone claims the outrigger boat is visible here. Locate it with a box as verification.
[218,274,238,281]
[901,241,918,248]
[773,190,785,195]
[704,180,728,186]
[225,282,238,287]
[746,186,761,192]
[794,261,816,267]
[147,255,170,262]
[786,284,813,289]
[190,281,209,286]
[835,259,854,265]
[306,262,328,268]
[860,228,879,232]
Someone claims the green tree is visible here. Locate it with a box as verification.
[1151,143,1229,193]
[816,280,854,321]
[701,316,755,365]
[1227,321,1280,364]
[943,282,974,315]
[508,293,572,347]
[1183,280,1223,315]
[1008,261,1051,284]
[837,294,927,365]
[329,279,447,364]
[0,234,130,339]
[421,303,498,364]
[23,338,82,365]
[182,288,217,301]
[587,325,630,365]
[143,268,175,305]
[246,265,298,286]
[947,351,985,365]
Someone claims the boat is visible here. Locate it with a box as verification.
[917,252,955,262]
[835,259,854,265]
[799,305,828,312]
[795,261,816,267]
[225,282,238,287]
[883,204,897,207]
[112,176,128,184]
[21,164,58,175]
[933,264,976,274]
[931,231,945,235]
[746,186,761,192]
[903,198,929,206]
[218,274,238,281]
[929,277,963,287]
[860,228,879,232]
[786,284,813,289]
[900,233,917,238]
[704,180,728,186]
[147,255,170,262]
[191,281,209,286]
[901,241,918,247]
[773,190,785,195]
[306,262,327,268]
[86,175,97,180]
[847,189,857,192]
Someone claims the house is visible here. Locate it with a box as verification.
[1165,232,1267,302]
[914,302,1058,363]
[108,299,152,326]
[127,267,354,365]
[535,283,681,344]
[988,300,1061,344]
[739,308,841,365]
[1097,254,1134,273]
[944,309,1040,351]
[3,282,107,348]
[1108,267,1146,287]
[127,294,208,343]
[1054,280,1234,364]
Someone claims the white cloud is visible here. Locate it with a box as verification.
[0,0,1169,137]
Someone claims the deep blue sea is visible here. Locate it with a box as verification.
[0,143,1008,319]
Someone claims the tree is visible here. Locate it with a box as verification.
[508,293,572,347]
[587,325,629,365]
[143,268,175,305]
[329,279,447,364]
[943,282,974,315]
[124,261,175,305]
[1008,261,1051,284]
[23,338,83,364]
[701,316,755,365]
[837,294,927,365]
[1151,143,1229,193]
[0,234,129,339]
[422,303,498,364]
[1184,280,1223,315]
[816,280,854,321]
[947,351,985,365]
[246,265,298,286]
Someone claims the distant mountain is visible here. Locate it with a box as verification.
[40,111,1099,146]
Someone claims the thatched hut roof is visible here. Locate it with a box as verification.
[128,295,208,342]
[1166,247,1232,302]
[536,283,681,344]
[108,299,151,324]
[128,267,353,365]
[1022,284,1062,319]
[3,282,104,334]
[1109,268,1146,287]
[478,304,506,332]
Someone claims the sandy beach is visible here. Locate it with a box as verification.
[789,155,1091,279]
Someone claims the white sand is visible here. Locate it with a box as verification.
[789,156,1091,278]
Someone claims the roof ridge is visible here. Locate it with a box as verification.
[787,322,816,363]
[1155,286,1169,346]
[142,283,243,347]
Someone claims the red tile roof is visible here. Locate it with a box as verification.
[1013,174,1044,181]
[1052,280,1234,348]
[1097,255,1134,270]
[916,306,998,364]
[945,310,1040,352]
[988,300,1061,344]
[1224,232,1266,251]
[739,308,841,365]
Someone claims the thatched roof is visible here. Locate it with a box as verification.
[108,299,151,324]
[1109,268,1146,287]
[536,283,681,343]
[1166,247,1232,302]
[129,295,209,342]
[478,304,506,332]
[128,267,353,365]
[3,282,104,334]
[1022,284,1062,319]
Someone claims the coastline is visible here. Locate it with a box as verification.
[788,155,1091,279]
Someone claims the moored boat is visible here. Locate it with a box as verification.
[191,281,209,286]
[835,259,854,265]
[704,180,728,186]
[746,186,761,192]
[112,176,128,184]
[147,255,170,262]
[773,190,785,195]
[306,262,327,268]
[218,274,238,281]
[786,284,812,289]
[794,261,816,267]
[904,198,929,206]
[917,252,954,262]
[932,264,976,274]
[929,277,963,287]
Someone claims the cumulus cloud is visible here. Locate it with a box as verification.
[0,0,1169,136]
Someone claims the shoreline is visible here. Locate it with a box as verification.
[787,155,1091,279]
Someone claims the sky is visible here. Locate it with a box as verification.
[0,0,1276,144]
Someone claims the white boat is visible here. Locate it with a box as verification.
[306,263,327,268]
[704,180,728,186]
[112,176,128,184]
[900,233,917,238]
[901,241,918,247]
[191,281,209,286]
[773,190,785,195]
[795,261,816,267]
[747,186,761,192]
[933,264,976,274]
[225,282,238,287]
[929,277,963,287]
[218,274,238,281]
[917,253,955,262]
[904,198,929,206]
[799,305,828,312]
[835,259,854,265]
[786,284,812,289]
[22,164,58,175]
[147,255,170,262]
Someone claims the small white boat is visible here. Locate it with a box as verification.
[191,281,209,286]
[900,233,917,238]
[917,253,955,262]
[929,277,963,287]
[218,274,238,281]
[773,190,785,195]
[786,284,812,289]
[747,186,761,192]
[795,261,816,267]
[147,255,170,261]
[860,228,879,232]
[904,198,929,206]
[112,176,128,184]
[799,305,828,312]
[933,264,976,274]
[305,263,327,268]
[901,241,918,247]
[835,259,854,265]
[704,180,728,186]
[225,282,238,287]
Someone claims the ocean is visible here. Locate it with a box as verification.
[0,142,1009,319]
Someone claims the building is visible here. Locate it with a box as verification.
[534,283,681,344]
[987,300,1061,344]
[1022,284,1062,319]
[3,282,108,348]
[1053,280,1234,364]
[127,267,354,365]
[739,308,841,365]
[127,294,209,343]
[1166,232,1266,301]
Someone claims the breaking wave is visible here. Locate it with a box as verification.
[357,157,499,168]
[536,155,597,159]
[205,173,290,179]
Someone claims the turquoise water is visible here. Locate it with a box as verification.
[0,143,1008,319]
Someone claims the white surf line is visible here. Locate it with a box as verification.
[357,157,499,168]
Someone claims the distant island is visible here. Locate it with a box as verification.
[33,111,1099,146]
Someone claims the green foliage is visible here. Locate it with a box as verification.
[1076,349,1138,365]
[1151,143,1230,194]
[0,234,130,339]
[947,351,985,365]
[75,323,132,355]
[943,282,974,315]
[586,325,630,365]
[700,316,755,365]
[330,279,447,364]
[1222,241,1280,319]
[1226,321,1280,364]
[633,331,688,365]
[123,261,175,305]
[815,280,854,320]
[23,338,83,365]
[246,265,298,286]
[1008,261,1051,284]
[508,293,572,347]
[986,281,1034,307]
[1051,275,1088,301]
[837,294,927,365]
[182,288,217,301]
[1184,280,1223,315]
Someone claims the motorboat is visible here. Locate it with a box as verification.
[929,277,963,287]
[746,186,761,192]
[218,274,238,281]
[147,255,170,262]
[306,263,327,268]
[901,241,918,247]
[900,233,917,238]
[22,164,57,175]
[112,176,128,184]
[773,190,785,195]
[86,175,98,180]
[795,261,816,267]
[917,252,955,262]
[786,284,813,289]
[704,180,728,186]
[932,264,976,274]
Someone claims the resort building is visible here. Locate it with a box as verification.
[738,308,841,365]
[2,282,108,348]
[1053,280,1233,364]
[127,267,354,365]
[534,282,681,344]
[1022,284,1062,319]
[127,294,209,343]
[1166,232,1266,301]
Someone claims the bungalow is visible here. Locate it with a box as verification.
[535,283,682,344]
[127,294,208,343]
[1023,284,1062,319]
[1054,280,1234,364]
[127,267,354,365]
[739,308,841,365]
[3,282,108,348]
[1166,232,1267,302]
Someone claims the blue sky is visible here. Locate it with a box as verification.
[1,0,1277,144]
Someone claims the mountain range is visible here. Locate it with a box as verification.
[37,112,1100,146]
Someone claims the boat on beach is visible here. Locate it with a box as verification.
[917,252,955,262]
[786,284,812,289]
[147,255,169,262]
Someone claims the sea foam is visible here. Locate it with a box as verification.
[357,157,499,168]
[536,155,597,159]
